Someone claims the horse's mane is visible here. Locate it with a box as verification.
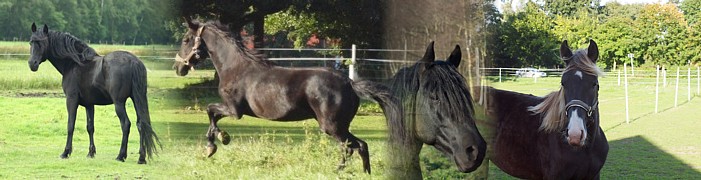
[199,21,274,67]
[528,49,603,132]
[46,31,99,65]
[389,61,475,144]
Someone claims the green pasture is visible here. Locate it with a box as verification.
[0,58,387,179]
[1,50,700,179]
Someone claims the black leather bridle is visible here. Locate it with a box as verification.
[564,99,598,118]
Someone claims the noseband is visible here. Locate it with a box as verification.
[175,26,205,66]
[565,99,598,118]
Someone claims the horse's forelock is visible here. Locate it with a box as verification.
[423,64,475,121]
[564,50,604,77]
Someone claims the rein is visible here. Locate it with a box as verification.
[175,26,205,65]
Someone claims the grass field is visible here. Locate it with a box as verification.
[0,57,389,179]
[1,46,700,179]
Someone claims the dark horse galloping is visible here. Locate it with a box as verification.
[173,20,398,174]
[28,23,160,164]
[486,40,608,179]
[385,42,486,179]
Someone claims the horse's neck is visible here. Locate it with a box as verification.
[46,56,76,76]
[207,39,268,78]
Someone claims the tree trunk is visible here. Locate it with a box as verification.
[253,15,265,48]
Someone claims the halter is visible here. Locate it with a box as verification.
[175,26,205,66]
[564,99,598,117]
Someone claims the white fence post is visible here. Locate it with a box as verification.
[617,70,621,86]
[663,66,667,87]
[655,65,659,113]
[349,44,356,80]
[688,64,691,102]
[499,68,502,83]
[624,63,629,124]
[697,66,700,96]
[675,67,680,107]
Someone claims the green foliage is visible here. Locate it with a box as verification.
[634,4,690,66]
[265,8,322,48]
[542,0,597,17]
[491,1,701,68]
[0,0,177,44]
[493,2,560,68]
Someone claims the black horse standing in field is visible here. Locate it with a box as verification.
[173,20,398,174]
[486,40,608,179]
[385,42,486,179]
[27,23,160,164]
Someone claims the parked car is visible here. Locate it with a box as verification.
[515,68,547,77]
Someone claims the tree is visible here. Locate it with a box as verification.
[542,0,598,17]
[177,0,383,49]
[634,3,689,66]
[494,2,560,67]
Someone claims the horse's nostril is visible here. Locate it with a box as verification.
[466,145,478,161]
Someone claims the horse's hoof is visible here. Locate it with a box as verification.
[116,156,126,162]
[138,159,147,164]
[86,153,95,158]
[60,153,70,159]
[218,131,231,145]
[60,149,71,159]
[206,144,217,157]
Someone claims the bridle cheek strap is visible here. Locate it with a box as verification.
[175,26,205,66]
[565,99,598,117]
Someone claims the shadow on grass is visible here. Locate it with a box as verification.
[604,135,701,179]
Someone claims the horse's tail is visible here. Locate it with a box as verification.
[130,58,161,159]
[351,80,405,142]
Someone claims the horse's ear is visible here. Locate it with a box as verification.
[184,17,198,30]
[560,40,573,64]
[420,41,435,63]
[31,23,37,33]
[42,24,49,34]
[587,39,599,63]
[447,45,461,67]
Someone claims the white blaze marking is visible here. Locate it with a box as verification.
[575,71,583,79]
[567,109,588,145]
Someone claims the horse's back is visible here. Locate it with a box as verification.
[240,67,358,121]
[100,51,145,101]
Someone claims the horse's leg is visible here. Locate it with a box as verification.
[85,104,96,158]
[60,97,79,159]
[114,102,131,162]
[322,125,371,174]
[343,132,371,174]
[205,103,233,157]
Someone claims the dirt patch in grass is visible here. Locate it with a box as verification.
[14,92,64,98]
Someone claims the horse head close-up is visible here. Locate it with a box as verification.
[174,18,210,76]
[387,41,487,179]
[487,39,609,179]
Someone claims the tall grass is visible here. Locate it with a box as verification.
[0,41,176,56]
